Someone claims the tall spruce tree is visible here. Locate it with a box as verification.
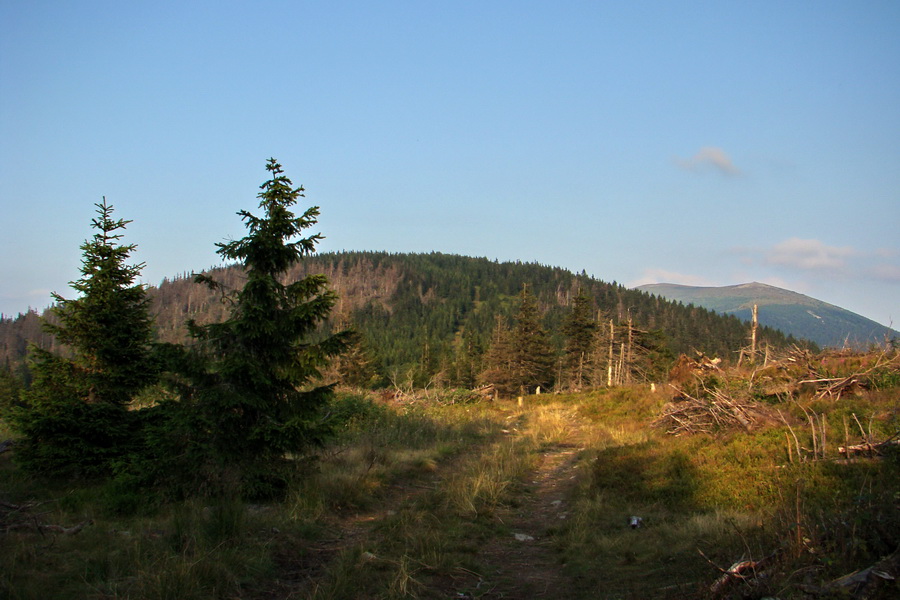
[510,286,555,394]
[561,288,598,390]
[479,315,518,396]
[12,199,152,475]
[188,158,349,491]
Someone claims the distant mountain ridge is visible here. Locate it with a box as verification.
[635,282,897,349]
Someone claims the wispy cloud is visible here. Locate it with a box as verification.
[733,238,900,287]
[675,146,741,176]
[764,238,856,270]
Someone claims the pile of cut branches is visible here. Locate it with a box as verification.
[655,384,770,435]
[802,351,899,399]
[782,346,900,400]
[382,386,484,407]
[657,347,900,436]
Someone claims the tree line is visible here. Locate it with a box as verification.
[2,253,806,398]
[142,251,801,392]
[155,254,808,391]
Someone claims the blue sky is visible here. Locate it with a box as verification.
[1,1,898,328]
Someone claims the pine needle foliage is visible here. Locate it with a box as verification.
[561,287,598,390]
[12,199,151,475]
[43,198,153,405]
[186,159,350,492]
[511,285,555,394]
[481,286,555,396]
[479,315,518,396]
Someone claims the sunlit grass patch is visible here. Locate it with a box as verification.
[574,385,669,425]
[440,436,536,518]
[523,403,579,447]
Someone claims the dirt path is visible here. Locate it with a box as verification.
[257,407,593,599]
[470,440,587,599]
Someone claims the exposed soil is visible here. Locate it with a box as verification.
[458,441,586,599]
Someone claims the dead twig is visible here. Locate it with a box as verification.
[698,548,778,597]
[4,519,94,535]
[801,550,899,597]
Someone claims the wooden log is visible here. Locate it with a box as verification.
[838,438,900,457]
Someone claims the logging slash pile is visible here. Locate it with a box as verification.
[655,347,900,440]
[651,347,900,599]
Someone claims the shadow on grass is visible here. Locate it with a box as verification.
[590,440,700,511]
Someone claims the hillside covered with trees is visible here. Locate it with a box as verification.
[3,252,805,393]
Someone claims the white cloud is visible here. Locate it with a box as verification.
[675,146,741,176]
[764,238,856,270]
[731,238,899,292]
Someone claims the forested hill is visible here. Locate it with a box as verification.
[1,251,804,387]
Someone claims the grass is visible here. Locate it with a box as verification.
[0,496,284,599]
[2,354,899,598]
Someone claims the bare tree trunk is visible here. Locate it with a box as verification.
[607,319,615,387]
[750,304,759,363]
[625,317,634,384]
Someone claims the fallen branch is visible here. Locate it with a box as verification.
[801,550,898,597]
[805,351,900,399]
[838,433,900,457]
[699,548,777,597]
[4,519,93,535]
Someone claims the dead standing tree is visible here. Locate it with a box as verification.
[737,303,761,367]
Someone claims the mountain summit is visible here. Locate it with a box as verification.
[635,282,897,349]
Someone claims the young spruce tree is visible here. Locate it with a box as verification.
[13,199,152,475]
[188,158,349,494]
[44,199,154,404]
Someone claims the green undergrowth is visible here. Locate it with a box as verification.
[553,380,900,599]
[0,392,512,599]
[2,374,899,599]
